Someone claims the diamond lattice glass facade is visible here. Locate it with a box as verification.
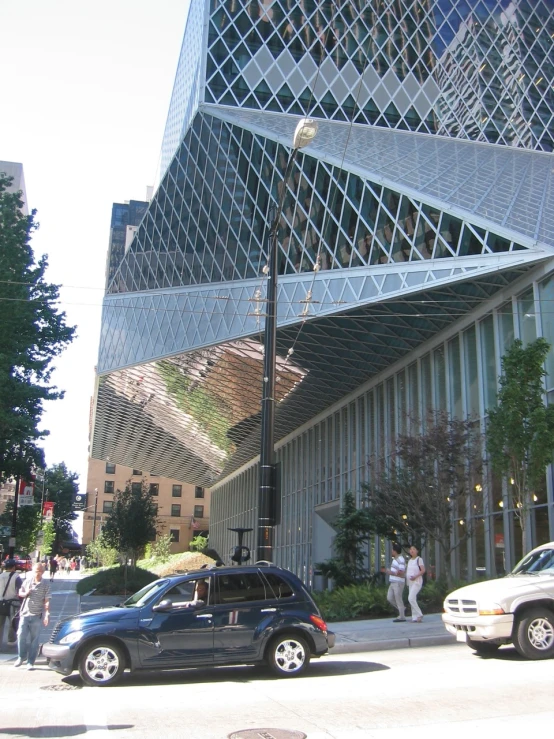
[93,1,554,584]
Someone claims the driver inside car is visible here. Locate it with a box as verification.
[168,579,209,609]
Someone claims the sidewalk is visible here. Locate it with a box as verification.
[0,576,457,664]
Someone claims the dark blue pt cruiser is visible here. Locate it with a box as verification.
[43,564,335,686]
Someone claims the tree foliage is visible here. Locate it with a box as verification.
[0,499,41,555]
[316,491,375,588]
[487,338,554,553]
[43,463,79,552]
[364,412,483,586]
[41,520,56,557]
[0,173,75,482]
[86,533,119,568]
[101,480,159,565]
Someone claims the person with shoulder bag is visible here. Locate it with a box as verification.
[0,560,22,649]
[406,544,425,623]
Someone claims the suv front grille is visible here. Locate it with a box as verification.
[445,598,478,615]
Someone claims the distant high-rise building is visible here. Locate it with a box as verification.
[105,200,149,287]
[0,160,28,214]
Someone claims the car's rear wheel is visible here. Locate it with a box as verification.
[466,637,500,655]
[513,607,554,660]
[78,641,125,687]
[267,633,310,677]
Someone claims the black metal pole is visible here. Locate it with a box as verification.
[92,488,98,542]
[257,150,297,563]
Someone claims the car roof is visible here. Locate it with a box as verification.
[163,564,292,580]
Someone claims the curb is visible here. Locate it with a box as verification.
[331,634,457,654]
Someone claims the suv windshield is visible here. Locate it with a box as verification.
[122,579,169,607]
[512,547,554,575]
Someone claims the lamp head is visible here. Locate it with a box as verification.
[293,118,318,149]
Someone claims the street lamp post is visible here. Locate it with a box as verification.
[92,488,99,542]
[257,118,318,563]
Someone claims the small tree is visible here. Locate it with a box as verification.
[487,338,554,553]
[152,533,173,563]
[101,480,159,566]
[86,533,118,568]
[41,520,56,557]
[190,534,208,552]
[315,491,375,588]
[364,412,483,587]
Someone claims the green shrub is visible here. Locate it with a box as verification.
[312,579,452,622]
[76,565,157,596]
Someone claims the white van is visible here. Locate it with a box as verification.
[442,541,554,659]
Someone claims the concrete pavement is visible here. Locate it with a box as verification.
[0,573,456,665]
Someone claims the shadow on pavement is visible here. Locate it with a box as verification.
[60,659,388,689]
[471,646,526,661]
[0,727,133,737]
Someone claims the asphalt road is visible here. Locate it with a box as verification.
[0,643,553,738]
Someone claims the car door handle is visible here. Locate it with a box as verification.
[196,613,213,619]
[261,608,277,612]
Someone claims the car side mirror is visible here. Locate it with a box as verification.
[152,599,173,612]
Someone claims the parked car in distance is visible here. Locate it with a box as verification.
[11,555,32,572]
[442,541,554,659]
[43,563,335,686]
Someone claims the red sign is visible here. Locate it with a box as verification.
[43,502,55,520]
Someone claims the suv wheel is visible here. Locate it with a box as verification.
[513,607,554,660]
[267,633,310,677]
[78,641,125,686]
[467,638,500,655]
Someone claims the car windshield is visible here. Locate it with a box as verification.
[122,579,169,607]
[512,548,554,575]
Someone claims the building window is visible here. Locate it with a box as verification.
[149,483,159,497]
[170,529,180,543]
[194,505,204,518]
[171,504,181,517]
[105,462,116,474]
[132,469,142,476]
[172,484,182,497]
[102,501,113,513]
[152,504,158,515]
[131,482,142,495]
[194,486,204,499]
[104,481,114,494]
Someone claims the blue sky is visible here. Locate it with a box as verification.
[0,0,189,491]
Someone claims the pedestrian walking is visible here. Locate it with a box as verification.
[48,556,58,580]
[406,544,425,623]
[385,544,406,622]
[14,562,50,670]
[0,559,22,649]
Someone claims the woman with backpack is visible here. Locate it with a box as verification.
[406,544,425,622]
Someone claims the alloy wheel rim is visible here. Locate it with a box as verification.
[527,618,554,651]
[85,647,120,682]
[275,639,305,672]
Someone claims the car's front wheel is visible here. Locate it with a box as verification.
[466,637,500,655]
[267,633,310,677]
[513,607,554,660]
[78,641,125,687]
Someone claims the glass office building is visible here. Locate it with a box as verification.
[92,1,554,583]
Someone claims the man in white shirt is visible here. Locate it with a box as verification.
[385,544,406,622]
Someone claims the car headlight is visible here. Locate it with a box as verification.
[478,604,505,616]
[59,631,84,645]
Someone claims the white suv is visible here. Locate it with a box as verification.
[442,541,554,659]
